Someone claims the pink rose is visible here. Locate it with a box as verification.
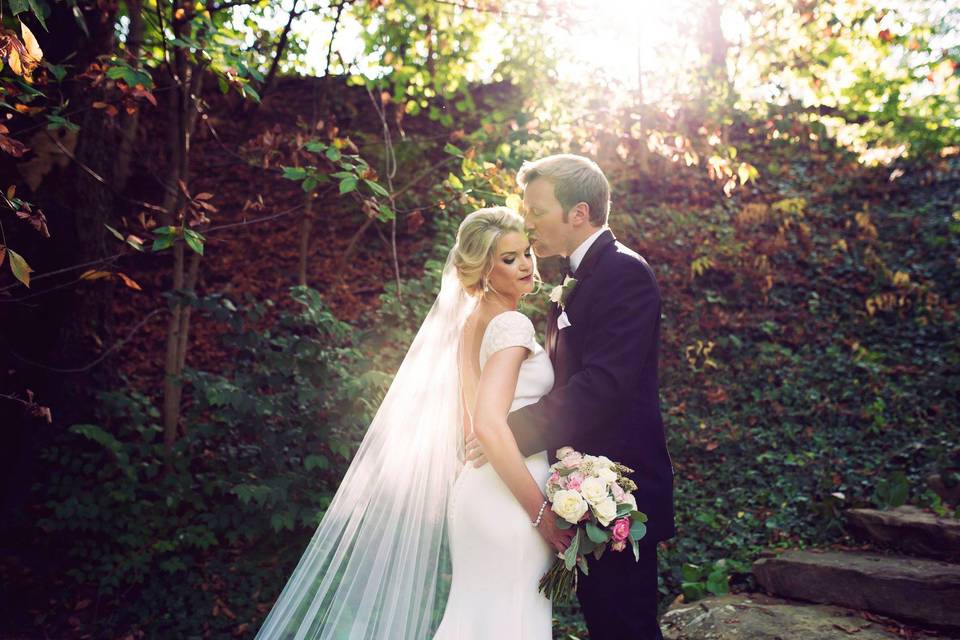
[549,472,561,485]
[611,483,626,502]
[610,540,627,552]
[566,472,584,492]
[611,517,631,542]
[562,453,583,469]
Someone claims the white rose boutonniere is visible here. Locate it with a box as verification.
[548,275,577,310]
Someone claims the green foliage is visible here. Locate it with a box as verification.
[681,558,750,601]
[282,139,394,219]
[743,0,960,158]
[875,471,910,508]
[32,287,375,637]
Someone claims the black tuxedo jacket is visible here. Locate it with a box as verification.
[508,229,676,542]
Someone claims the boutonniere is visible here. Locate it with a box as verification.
[548,275,578,310]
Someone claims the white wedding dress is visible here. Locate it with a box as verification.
[433,310,556,640]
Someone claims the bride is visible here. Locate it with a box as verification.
[255,207,573,640]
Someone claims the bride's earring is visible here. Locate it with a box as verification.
[482,278,490,294]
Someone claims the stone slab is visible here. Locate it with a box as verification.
[845,505,960,560]
[753,549,960,631]
[662,593,947,640]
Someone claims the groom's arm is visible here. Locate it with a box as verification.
[507,261,661,457]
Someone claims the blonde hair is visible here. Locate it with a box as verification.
[516,154,610,226]
[452,207,529,296]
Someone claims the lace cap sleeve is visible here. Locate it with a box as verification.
[479,311,537,369]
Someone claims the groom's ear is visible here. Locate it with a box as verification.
[570,202,591,227]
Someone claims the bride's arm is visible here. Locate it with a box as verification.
[472,346,548,522]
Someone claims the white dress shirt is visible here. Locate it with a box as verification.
[568,227,608,274]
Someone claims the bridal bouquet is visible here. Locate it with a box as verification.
[538,447,648,602]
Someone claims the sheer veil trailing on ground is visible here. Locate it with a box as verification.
[255,250,476,640]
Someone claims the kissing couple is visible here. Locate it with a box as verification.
[255,154,675,640]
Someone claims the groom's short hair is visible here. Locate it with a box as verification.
[517,154,610,226]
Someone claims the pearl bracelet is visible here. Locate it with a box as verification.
[531,500,549,527]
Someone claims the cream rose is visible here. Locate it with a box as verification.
[596,467,618,484]
[595,455,615,469]
[594,497,618,526]
[580,477,609,505]
[551,490,588,524]
[556,446,576,459]
[619,492,637,511]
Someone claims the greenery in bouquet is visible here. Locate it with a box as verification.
[539,447,648,601]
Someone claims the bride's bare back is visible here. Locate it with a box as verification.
[458,311,489,441]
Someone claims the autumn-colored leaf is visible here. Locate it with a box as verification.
[80,269,113,280]
[8,248,32,287]
[406,210,425,234]
[117,272,142,291]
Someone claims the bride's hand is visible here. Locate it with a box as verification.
[537,513,575,553]
[464,432,488,468]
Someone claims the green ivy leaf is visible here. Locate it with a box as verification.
[339,176,358,194]
[682,563,702,582]
[28,0,49,30]
[183,229,204,256]
[241,83,261,103]
[706,571,730,596]
[305,454,329,471]
[282,166,307,181]
[364,179,389,197]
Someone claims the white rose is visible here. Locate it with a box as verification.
[556,446,576,459]
[549,285,563,304]
[580,477,609,505]
[594,497,618,526]
[595,455,615,469]
[551,490,588,524]
[596,467,618,484]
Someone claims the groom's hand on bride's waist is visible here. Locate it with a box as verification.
[465,433,488,468]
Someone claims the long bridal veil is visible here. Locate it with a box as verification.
[255,249,475,640]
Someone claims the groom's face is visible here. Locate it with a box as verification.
[521,177,570,258]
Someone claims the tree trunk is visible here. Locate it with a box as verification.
[298,192,315,287]
[114,0,146,191]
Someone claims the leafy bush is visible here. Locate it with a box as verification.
[32,287,374,637]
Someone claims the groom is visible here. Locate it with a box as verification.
[467,154,675,640]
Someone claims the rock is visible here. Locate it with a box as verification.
[845,505,960,560]
[661,593,943,640]
[753,549,960,631]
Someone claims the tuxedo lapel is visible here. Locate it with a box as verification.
[563,230,616,311]
[546,302,560,363]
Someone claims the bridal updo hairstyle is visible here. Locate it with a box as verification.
[453,207,530,297]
